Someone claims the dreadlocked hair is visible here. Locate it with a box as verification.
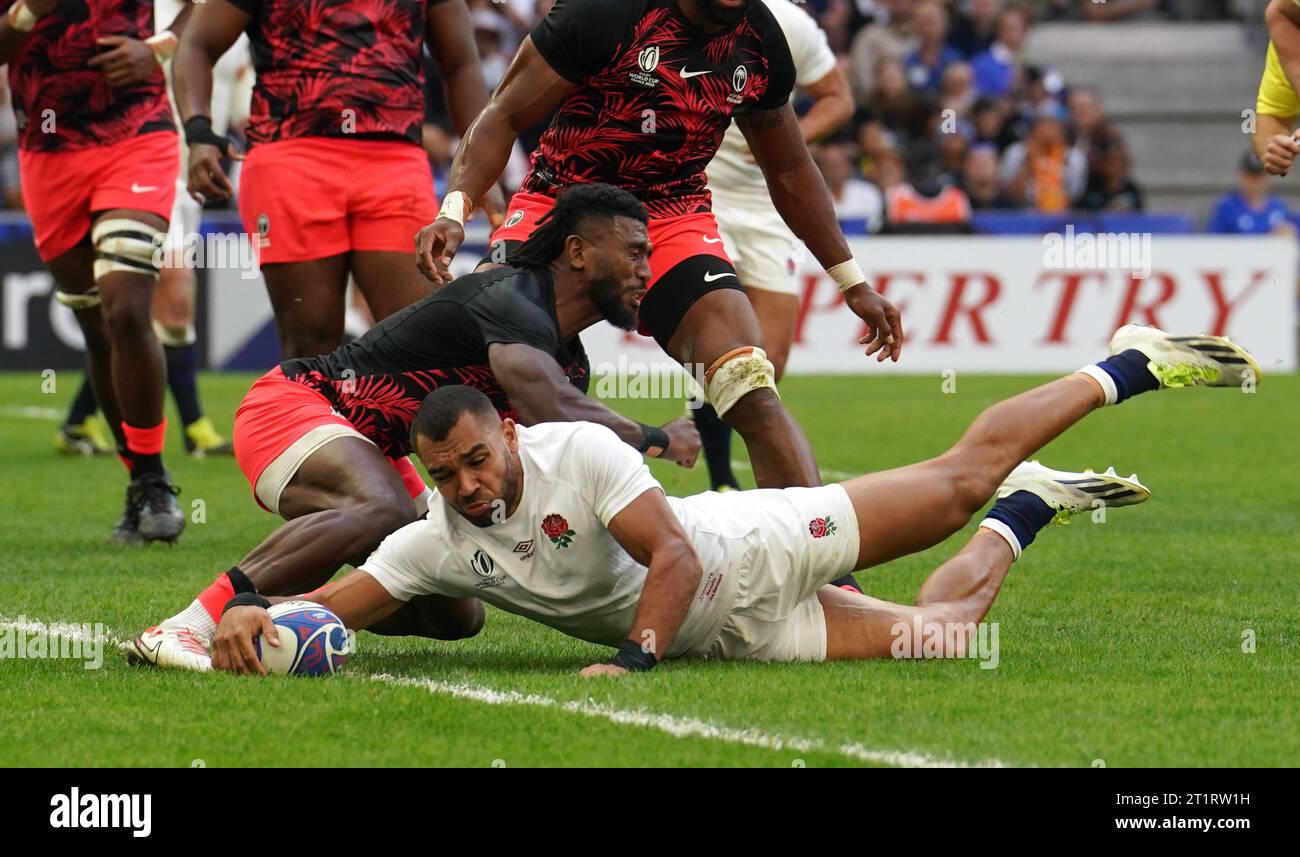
[506,183,648,269]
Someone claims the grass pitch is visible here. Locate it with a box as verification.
[1,370,1296,767]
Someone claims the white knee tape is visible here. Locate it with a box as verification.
[151,319,196,348]
[92,218,163,281]
[703,346,778,417]
[54,288,101,310]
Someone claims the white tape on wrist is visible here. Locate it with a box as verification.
[8,1,38,31]
[437,191,473,226]
[146,32,178,64]
[826,259,865,294]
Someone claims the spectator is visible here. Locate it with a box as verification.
[971,3,1032,97]
[1206,151,1296,234]
[848,0,918,103]
[969,95,1009,150]
[962,144,1017,209]
[814,142,886,231]
[999,105,1087,211]
[855,118,898,182]
[1076,132,1144,212]
[884,168,973,231]
[904,1,963,91]
[948,0,1002,58]
[862,56,935,141]
[1067,85,1111,156]
[939,61,976,121]
[936,129,970,185]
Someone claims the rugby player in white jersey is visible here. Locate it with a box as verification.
[207,326,1260,674]
[697,0,853,495]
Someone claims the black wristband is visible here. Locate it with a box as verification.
[183,115,232,156]
[222,592,271,615]
[636,422,670,457]
[609,639,657,672]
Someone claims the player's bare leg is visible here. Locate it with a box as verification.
[66,209,185,543]
[820,529,1014,659]
[350,250,434,322]
[744,287,797,382]
[47,245,125,453]
[666,286,820,488]
[262,254,350,358]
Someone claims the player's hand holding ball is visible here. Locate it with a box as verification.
[844,283,904,363]
[212,605,279,675]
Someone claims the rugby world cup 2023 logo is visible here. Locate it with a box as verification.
[638,45,660,73]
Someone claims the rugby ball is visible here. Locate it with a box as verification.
[255,600,351,676]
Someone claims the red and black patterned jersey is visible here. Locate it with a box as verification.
[280,266,590,460]
[225,0,447,147]
[523,0,795,219]
[3,0,174,152]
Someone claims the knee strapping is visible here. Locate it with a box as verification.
[703,346,778,417]
[151,318,196,347]
[54,287,102,310]
[92,217,163,281]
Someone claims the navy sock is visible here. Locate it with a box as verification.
[1096,349,1159,403]
[985,491,1055,553]
[164,343,204,427]
[66,375,98,426]
[693,403,739,491]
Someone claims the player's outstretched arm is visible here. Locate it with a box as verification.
[489,342,701,468]
[415,37,575,283]
[581,490,704,677]
[739,104,903,362]
[212,571,404,674]
[174,0,249,203]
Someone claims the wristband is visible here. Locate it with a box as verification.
[609,639,657,672]
[222,592,271,615]
[8,1,38,32]
[145,31,178,64]
[437,190,473,226]
[636,422,669,457]
[826,259,866,294]
[183,115,233,156]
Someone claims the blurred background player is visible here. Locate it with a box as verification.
[416,0,903,498]
[173,0,500,359]
[1256,0,1300,175]
[54,0,252,459]
[2,0,188,543]
[700,0,852,493]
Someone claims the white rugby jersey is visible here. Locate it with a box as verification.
[706,0,838,202]
[362,422,752,658]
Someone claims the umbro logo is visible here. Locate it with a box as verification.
[513,539,534,561]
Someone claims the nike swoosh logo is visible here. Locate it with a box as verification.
[703,271,737,282]
[131,183,159,193]
[703,236,724,244]
[680,68,712,79]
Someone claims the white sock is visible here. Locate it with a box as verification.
[979,520,1022,561]
[1076,365,1118,406]
[160,599,218,642]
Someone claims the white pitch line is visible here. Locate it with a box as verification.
[0,405,63,421]
[1,616,1015,769]
[730,459,857,482]
[368,672,1010,768]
